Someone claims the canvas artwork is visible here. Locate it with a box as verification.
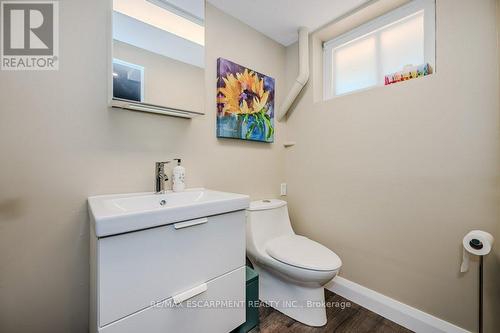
[217,58,275,143]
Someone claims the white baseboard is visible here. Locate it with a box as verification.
[325,276,471,333]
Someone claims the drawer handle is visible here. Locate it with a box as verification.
[174,218,208,230]
[172,283,208,305]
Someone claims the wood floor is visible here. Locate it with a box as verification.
[249,290,414,333]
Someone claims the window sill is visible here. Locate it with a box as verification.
[323,72,434,102]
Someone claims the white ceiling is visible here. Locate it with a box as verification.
[207,0,369,46]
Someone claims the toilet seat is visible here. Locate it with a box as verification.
[265,235,342,271]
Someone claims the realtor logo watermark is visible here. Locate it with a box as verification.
[1,1,58,70]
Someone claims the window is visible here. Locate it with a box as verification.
[323,0,435,99]
[112,59,145,103]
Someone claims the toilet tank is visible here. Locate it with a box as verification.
[246,199,295,256]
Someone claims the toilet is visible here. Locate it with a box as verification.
[246,199,342,327]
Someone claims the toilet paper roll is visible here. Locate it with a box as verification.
[460,230,494,273]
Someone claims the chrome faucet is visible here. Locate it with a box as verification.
[155,161,170,194]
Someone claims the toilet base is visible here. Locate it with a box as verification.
[254,266,328,327]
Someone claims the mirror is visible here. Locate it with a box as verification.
[111,0,205,117]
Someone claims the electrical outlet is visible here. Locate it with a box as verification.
[280,183,287,196]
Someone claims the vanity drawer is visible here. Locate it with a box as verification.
[98,210,245,327]
[99,267,246,333]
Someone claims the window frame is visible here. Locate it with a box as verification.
[323,0,435,100]
[112,58,145,103]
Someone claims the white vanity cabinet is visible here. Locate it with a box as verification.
[88,189,249,333]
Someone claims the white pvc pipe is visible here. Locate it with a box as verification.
[278,27,309,121]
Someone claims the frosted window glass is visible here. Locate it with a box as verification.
[334,36,377,96]
[380,12,424,75]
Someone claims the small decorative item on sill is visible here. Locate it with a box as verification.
[384,63,433,85]
[216,58,275,143]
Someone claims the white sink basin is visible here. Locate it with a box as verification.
[88,188,250,237]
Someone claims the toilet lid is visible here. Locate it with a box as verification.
[265,235,342,271]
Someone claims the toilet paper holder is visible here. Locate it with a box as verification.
[469,239,483,250]
[461,230,494,333]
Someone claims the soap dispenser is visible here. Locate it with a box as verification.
[172,159,185,192]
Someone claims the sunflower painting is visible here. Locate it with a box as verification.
[217,58,275,143]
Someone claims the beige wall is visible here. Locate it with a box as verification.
[113,40,205,112]
[0,1,285,332]
[1,0,499,332]
[284,0,500,331]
